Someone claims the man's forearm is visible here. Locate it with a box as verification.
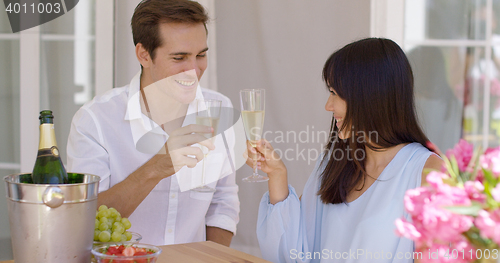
[206,226,233,247]
[97,163,162,218]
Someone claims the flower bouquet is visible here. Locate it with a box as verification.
[395,139,500,263]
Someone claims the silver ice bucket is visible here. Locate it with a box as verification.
[4,173,100,263]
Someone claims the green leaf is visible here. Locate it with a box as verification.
[483,168,496,186]
[443,156,457,180]
[464,227,494,248]
[450,155,465,185]
[469,146,483,180]
[450,155,460,175]
[444,203,482,216]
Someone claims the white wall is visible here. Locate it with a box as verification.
[114,0,142,87]
[114,0,370,257]
[214,0,370,256]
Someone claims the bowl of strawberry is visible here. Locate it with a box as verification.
[91,243,162,263]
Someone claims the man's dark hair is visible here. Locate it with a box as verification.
[131,0,209,60]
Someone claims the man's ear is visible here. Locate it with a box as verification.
[136,43,152,68]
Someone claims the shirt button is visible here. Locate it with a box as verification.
[167,229,173,233]
[171,194,176,198]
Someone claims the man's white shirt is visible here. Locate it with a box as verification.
[67,71,240,245]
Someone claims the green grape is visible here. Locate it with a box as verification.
[109,207,119,218]
[99,217,109,225]
[112,222,125,234]
[93,206,132,243]
[98,209,110,219]
[96,211,99,218]
[121,218,132,230]
[99,222,109,231]
[98,230,111,242]
[111,231,122,242]
[98,205,108,212]
[124,231,132,241]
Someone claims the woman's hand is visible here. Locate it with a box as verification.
[245,139,289,204]
[245,139,286,177]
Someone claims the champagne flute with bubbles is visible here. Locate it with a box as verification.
[240,89,268,182]
[192,99,221,192]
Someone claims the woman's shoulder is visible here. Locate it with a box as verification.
[424,154,443,170]
[407,142,443,169]
[421,153,443,186]
[405,142,444,186]
[404,142,442,165]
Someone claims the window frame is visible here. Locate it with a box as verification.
[370,0,497,149]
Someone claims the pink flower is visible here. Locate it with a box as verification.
[491,184,500,202]
[404,188,432,216]
[401,183,473,246]
[417,240,475,263]
[397,140,500,259]
[494,224,500,244]
[433,183,471,207]
[476,209,500,244]
[395,218,422,240]
[480,146,500,177]
[464,181,486,203]
[446,139,474,172]
[454,240,476,262]
[419,204,472,243]
[418,243,466,263]
[475,210,496,239]
[426,171,449,190]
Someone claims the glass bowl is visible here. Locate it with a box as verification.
[91,232,142,263]
[93,231,142,247]
[91,243,162,263]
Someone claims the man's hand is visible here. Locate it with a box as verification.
[147,124,215,180]
[97,124,215,218]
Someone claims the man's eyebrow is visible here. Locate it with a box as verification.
[169,48,209,56]
[169,52,190,56]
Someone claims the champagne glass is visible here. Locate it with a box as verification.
[240,89,269,182]
[192,99,221,192]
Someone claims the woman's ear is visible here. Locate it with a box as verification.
[136,43,152,68]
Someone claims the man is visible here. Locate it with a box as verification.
[67,0,239,246]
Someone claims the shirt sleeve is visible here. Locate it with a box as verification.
[256,158,325,263]
[205,167,240,234]
[66,107,111,192]
[205,96,240,235]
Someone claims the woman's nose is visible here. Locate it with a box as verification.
[325,96,335,111]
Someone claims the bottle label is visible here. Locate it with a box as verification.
[38,123,57,150]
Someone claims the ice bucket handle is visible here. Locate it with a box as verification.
[42,186,65,208]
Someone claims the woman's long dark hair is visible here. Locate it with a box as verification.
[319,38,431,204]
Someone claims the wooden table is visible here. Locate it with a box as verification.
[0,241,271,263]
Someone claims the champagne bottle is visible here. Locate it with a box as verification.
[32,110,69,184]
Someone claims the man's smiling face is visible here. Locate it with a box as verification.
[141,22,208,104]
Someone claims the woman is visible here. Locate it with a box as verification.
[246,38,443,263]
